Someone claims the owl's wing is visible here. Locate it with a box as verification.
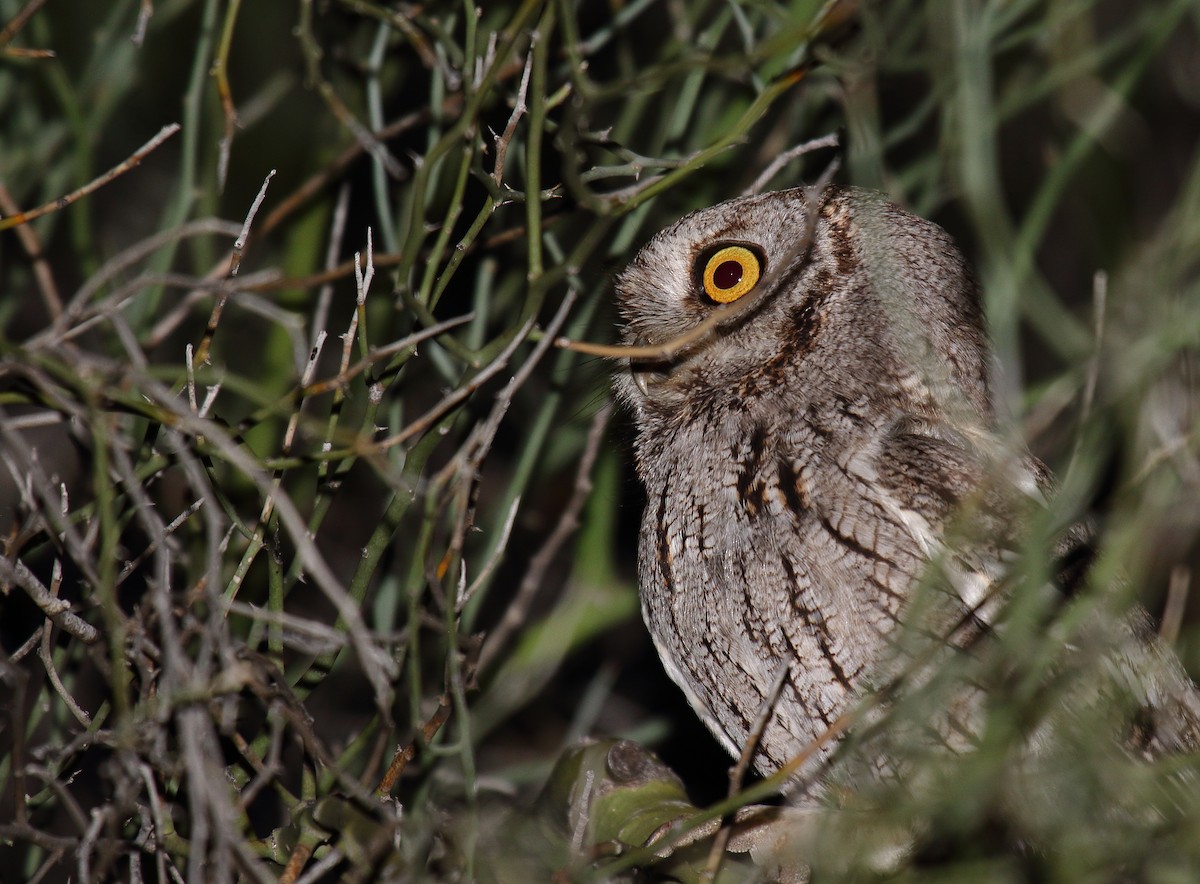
[873,420,992,533]
[872,417,1200,755]
[875,415,1112,596]
[870,418,1017,621]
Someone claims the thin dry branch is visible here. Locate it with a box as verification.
[130,0,154,46]
[39,622,93,726]
[427,289,582,607]
[142,108,430,348]
[150,410,397,707]
[490,49,535,187]
[376,692,454,796]
[745,132,840,196]
[370,309,542,452]
[0,0,48,50]
[194,169,279,364]
[224,601,352,654]
[33,218,243,347]
[311,182,351,345]
[305,316,478,400]
[703,661,790,881]
[0,181,62,317]
[54,268,278,347]
[0,124,180,232]
[142,57,533,349]
[0,411,107,612]
[229,168,275,277]
[477,401,612,673]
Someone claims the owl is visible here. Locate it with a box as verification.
[613,185,1200,781]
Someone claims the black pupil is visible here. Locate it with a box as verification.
[714,259,743,290]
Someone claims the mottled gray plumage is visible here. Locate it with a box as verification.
[614,185,1200,778]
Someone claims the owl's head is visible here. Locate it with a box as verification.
[613,186,992,428]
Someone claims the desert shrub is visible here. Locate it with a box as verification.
[1,0,1198,880]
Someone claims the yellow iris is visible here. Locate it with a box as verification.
[702,245,761,303]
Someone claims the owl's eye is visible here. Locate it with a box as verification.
[701,245,762,304]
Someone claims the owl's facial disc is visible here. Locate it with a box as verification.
[698,243,764,304]
[620,241,770,400]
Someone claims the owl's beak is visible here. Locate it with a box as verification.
[633,368,653,399]
[630,363,672,399]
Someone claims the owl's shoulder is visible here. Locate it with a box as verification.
[873,417,985,523]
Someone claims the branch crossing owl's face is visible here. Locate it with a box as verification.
[613,186,993,437]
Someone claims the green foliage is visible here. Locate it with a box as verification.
[0,0,1198,880]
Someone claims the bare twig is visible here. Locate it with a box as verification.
[191,168,278,365]
[304,313,475,398]
[52,268,280,347]
[117,498,207,587]
[78,807,107,883]
[578,142,710,184]
[0,124,180,232]
[34,218,243,347]
[8,625,43,663]
[224,601,351,654]
[293,849,345,884]
[152,405,397,706]
[477,401,612,673]
[185,344,198,413]
[459,496,521,610]
[137,763,171,884]
[311,182,351,345]
[371,309,541,452]
[229,168,275,277]
[0,557,98,643]
[745,131,840,195]
[24,764,90,834]
[0,0,48,50]
[142,106,434,349]
[491,49,535,187]
[24,848,68,884]
[0,46,52,58]
[130,0,154,46]
[39,622,93,726]
[278,842,313,884]
[425,287,582,614]
[0,823,87,852]
[376,692,454,795]
[702,661,790,881]
[0,181,62,318]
